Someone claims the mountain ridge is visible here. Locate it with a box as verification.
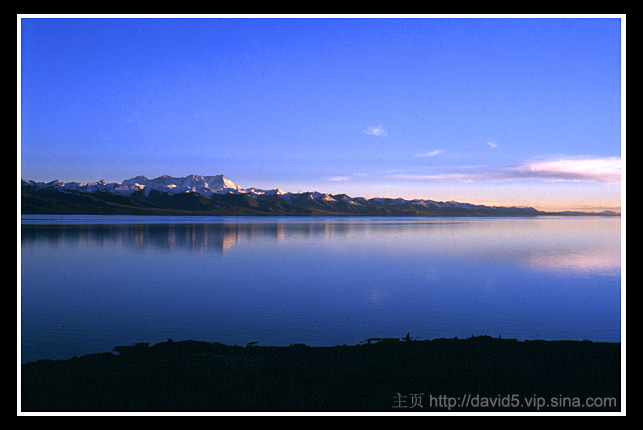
[21,174,620,217]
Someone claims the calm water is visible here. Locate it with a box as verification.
[20,215,621,363]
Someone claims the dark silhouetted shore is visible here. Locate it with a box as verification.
[21,336,621,412]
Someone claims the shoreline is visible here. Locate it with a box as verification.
[21,336,621,413]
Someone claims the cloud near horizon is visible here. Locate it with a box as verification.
[507,156,621,184]
[388,156,621,184]
[326,176,351,182]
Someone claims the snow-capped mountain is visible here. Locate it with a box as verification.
[22,174,242,196]
[20,174,618,217]
[120,174,241,195]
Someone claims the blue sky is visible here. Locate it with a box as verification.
[19,16,623,211]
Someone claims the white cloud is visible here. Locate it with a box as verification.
[326,176,351,182]
[507,156,621,184]
[416,150,443,157]
[487,141,498,149]
[386,156,621,184]
[364,125,387,137]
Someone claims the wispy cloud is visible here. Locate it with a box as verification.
[416,150,444,157]
[486,141,498,149]
[326,176,351,182]
[387,156,621,184]
[388,172,475,182]
[326,172,373,182]
[364,125,387,137]
[506,156,621,184]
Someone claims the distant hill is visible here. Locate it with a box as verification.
[21,174,620,217]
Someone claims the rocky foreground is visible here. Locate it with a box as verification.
[21,336,621,412]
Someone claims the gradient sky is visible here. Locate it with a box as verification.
[19,16,624,211]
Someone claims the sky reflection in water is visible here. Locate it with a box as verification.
[21,216,621,363]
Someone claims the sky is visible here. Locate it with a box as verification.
[19,15,624,212]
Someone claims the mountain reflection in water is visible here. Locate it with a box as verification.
[21,216,621,363]
[21,216,621,275]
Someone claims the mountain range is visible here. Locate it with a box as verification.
[21,174,619,217]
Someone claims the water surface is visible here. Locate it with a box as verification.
[20,216,621,363]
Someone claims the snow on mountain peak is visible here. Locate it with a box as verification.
[22,174,243,196]
[119,174,241,194]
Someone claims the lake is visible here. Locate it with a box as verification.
[20,215,621,363]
